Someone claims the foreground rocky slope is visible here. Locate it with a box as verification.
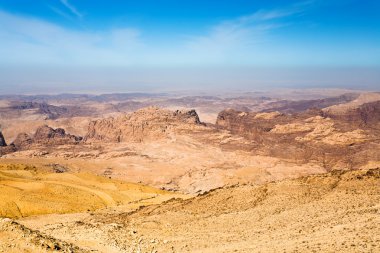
[0,218,87,253]
[14,168,380,252]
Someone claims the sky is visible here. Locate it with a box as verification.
[0,0,379,94]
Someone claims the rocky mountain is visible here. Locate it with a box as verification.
[32,125,82,145]
[0,126,82,156]
[85,107,203,143]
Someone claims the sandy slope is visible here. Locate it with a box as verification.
[0,163,185,218]
[10,168,380,253]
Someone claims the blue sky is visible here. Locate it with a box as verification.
[0,0,379,93]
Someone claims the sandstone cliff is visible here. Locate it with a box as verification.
[85,107,203,143]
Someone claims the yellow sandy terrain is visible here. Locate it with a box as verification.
[0,163,184,218]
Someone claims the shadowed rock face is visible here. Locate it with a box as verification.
[0,132,17,156]
[173,109,202,124]
[11,133,33,150]
[33,125,82,145]
[85,107,204,143]
[0,131,6,147]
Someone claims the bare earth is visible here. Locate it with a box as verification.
[0,168,378,252]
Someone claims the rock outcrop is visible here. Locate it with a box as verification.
[85,107,203,143]
[0,131,16,156]
[216,108,318,139]
[11,133,33,150]
[0,131,6,147]
[215,107,380,170]
[1,126,82,156]
[33,125,82,145]
[324,100,380,127]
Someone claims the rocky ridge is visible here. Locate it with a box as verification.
[32,125,82,145]
[0,126,82,156]
[216,101,380,170]
[0,218,88,252]
[85,107,204,143]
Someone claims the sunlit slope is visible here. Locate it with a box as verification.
[0,163,179,218]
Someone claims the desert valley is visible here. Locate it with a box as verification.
[1,0,380,251]
[0,90,379,252]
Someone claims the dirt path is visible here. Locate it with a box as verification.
[44,180,116,206]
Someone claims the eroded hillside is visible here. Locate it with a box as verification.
[5,168,378,253]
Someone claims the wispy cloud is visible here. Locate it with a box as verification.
[0,10,142,66]
[59,0,83,19]
[237,0,314,24]
[0,1,316,67]
[49,5,75,21]
[176,1,315,65]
